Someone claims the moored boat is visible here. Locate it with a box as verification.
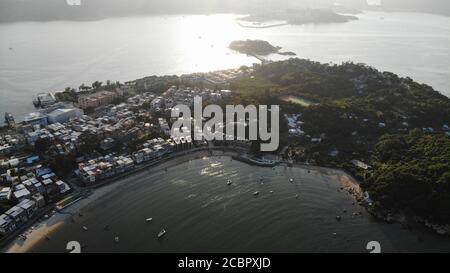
[157,229,167,238]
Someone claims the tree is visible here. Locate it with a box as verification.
[92,81,103,90]
[78,132,101,155]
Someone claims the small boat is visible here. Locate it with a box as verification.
[295,194,299,199]
[115,236,120,243]
[335,216,342,221]
[146,218,153,222]
[157,229,167,238]
[227,180,232,185]
[289,178,294,183]
[82,226,88,231]
[269,191,274,194]
[253,191,259,196]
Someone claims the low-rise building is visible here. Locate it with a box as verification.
[24,112,48,127]
[0,187,12,202]
[0,214,16,235]
[4,206,28,225]
[78,91,117,110]
[13,188,31,202]
[47,108,84,124]
[17,199,38,218]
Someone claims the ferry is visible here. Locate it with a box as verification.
[4,112,15,128]
[157,229,167,238]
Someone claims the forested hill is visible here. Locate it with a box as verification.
[231,58,450,225]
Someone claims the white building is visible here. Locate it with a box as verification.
[0,187,12,202]
[24,112,48,126]
[47,108,84,124]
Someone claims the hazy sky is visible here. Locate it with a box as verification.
[0,0,449,22]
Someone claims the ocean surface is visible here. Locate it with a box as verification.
[31,157,450,253]
[1,11,450,123]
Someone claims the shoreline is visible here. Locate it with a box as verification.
[3,150,363,253]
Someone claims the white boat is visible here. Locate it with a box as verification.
[157,229,167,238]
[82,226,88,231]
[115,236,120,243]
[146,218,153,222]
[290,178,294,183]
[227,180,232,185]
[253,191,259,196]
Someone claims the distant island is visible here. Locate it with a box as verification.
[0,1,359,24]
[229,40,296,58]
[239,9,358,26]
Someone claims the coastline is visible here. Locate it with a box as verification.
[3,150,363,253]
[3,150,210,253]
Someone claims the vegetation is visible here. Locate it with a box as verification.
[55,87,78,103]
[229,40,282,56]
[229,58,450,223]
[229,40,296,57]
[365,130,450,223]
